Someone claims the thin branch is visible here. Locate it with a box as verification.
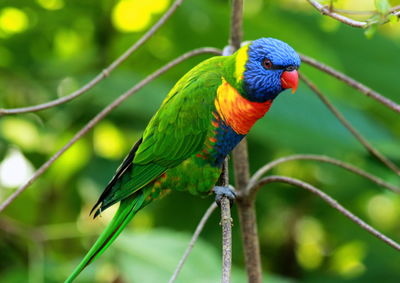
[220,196,232,283]
[236,197,262,283]
[331,6,400,16]
[330,8,376,16]
[391,5,400,13]
[252,175,400,251]
[221,158,230,187]
[0,0,185,116]
[233,137,264,283]
[228,0,263,282]
[300,54,400,114]
[168,203,218,283]
[219,158,232,283]
[229,0,243,50]
[232,140,251,193]
[306,0,367,27]
[300,73,400,176]
[306,0,399,28]
[0,47,222,213]
[392,6,400,18]
[246,154,400,197]
[331,5,400,16]
[217,2,246,279]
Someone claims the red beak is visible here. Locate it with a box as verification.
[280,70,298,94]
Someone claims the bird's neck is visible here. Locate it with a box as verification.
[214,78,273,135]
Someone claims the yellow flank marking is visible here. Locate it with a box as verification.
[235,44,249,82]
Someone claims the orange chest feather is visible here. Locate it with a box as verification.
[214,79,272,135]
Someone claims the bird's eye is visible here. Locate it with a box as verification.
[262,58,273,69]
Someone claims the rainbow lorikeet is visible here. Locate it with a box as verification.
[66,37,300,282]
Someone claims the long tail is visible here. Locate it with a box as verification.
[65,191,146,283]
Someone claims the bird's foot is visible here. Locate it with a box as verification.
[213,185,236,207]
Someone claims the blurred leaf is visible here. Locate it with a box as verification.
[57,77,79,98]
[0,118,40,151]
[115,229,293,283]
[375,0,391,14]
[36,0,65,11]
[320,16,340,32]
[388,14,399,23]
[49,136,91,182]
[330,241,367,278]
[93,121,127,159]
[0,147,34,189]
[0,7,29,35]
[364,23,378,39]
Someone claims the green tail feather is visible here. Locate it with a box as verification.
[65,191,146,283]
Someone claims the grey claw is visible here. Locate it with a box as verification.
[213,185,236,207]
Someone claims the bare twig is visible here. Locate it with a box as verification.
[392,6,400,18]
[300,54,400,114]
[227,0,263,282]
[300,73,400,176]
[306,0,399,28]
[330,8,375,16]
[168,203,218,283]
[306,0,367,27]
[0,0,185,116]
[252,176,400,251]
[247,154,400,197]
[220,196,232,283]
[391,5,400,13]
[216,5,245,279]
[0,47,222,213]
[232,140,251,192]
[236,196,262,282]
[221,158,230,187]
[332,5,400,16]
[229,0,243,50]
[233,139,263,283]
[220,158,232,283]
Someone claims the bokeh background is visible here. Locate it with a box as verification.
[1,0,400,282]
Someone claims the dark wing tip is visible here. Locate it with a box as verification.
[93,208,101,219]
[91,201,116,219]
[89,137,144,219]
[90,201,102,218]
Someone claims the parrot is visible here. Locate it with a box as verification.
[66,37,300,282]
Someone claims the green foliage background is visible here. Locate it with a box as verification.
[0,0,400,282]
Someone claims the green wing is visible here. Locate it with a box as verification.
[93,56,224,213]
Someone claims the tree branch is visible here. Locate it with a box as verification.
[229,0,243,50]
[300,54,400,114]
[168,203,218,283]
[246,154,400,198]
[220,196,232,283]
[251,175,400,251]
[306,0,400,28]
[331,5,400,16]
[329,9,375,16]
[300,73,400,176]
[0,47,222,213]
[227,0,263,282]
[219,158,233,283]
[236,196,263,282]
[0,0,185,116]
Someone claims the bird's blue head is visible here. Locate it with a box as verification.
[236,38,301,102]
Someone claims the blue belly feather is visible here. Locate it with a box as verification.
[212,118,244,166]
